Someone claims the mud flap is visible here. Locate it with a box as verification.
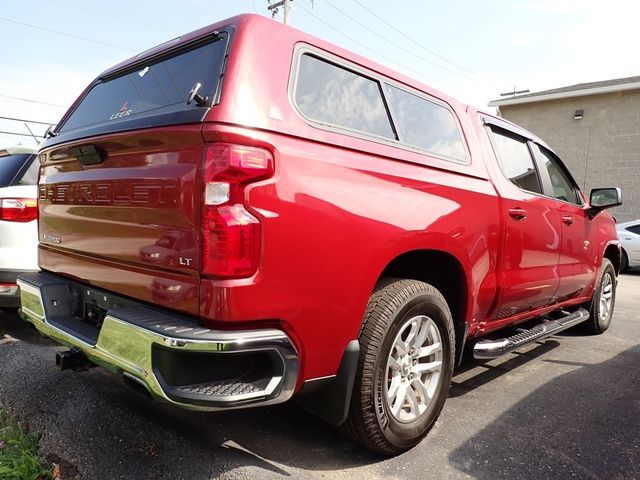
[295,340,359,426]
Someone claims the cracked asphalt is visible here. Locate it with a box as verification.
[1,272,639,479]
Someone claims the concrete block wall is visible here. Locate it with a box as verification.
[499,90,640,223]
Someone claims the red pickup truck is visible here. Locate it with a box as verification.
[18,14,622,455]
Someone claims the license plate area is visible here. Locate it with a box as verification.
[46,284,136,345]
[84,302,107,329]
[81,289,113,329]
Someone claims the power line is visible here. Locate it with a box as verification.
[0,16,138,52]
[294,2,450,87]
[0,115,56,126]
[0,130,44,138]
[49,0,177,34]
[349,0,487,81]
[322,0,481,82]
[0,94,67,108]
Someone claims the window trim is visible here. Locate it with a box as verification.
[289,44,470,165]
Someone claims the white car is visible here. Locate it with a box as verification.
[617,220,640,271]
[0,147,39,309]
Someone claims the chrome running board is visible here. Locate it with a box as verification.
[473,308,590,359]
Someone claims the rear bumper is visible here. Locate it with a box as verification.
[0,269,37,308]
[17,271,300,411]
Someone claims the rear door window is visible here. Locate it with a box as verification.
[59,36,227,132]
[293,54,396,140]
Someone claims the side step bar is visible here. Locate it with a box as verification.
[473,308,590,359]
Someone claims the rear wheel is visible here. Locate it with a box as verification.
[341,279,454,455]
[584,258,616,334]
[621,250,628,272]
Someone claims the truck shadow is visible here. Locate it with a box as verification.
[450,340,560,398]
[0,309,53,346]
[1,309,618,479]
[448,345,640,479]
[621,269,640,276]
[0,311,379,478]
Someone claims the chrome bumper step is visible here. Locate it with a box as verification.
[473,308,590,359]
[17,271,299,411]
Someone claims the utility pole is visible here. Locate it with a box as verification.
[268,0,292,24]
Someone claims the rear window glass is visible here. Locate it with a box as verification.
[18,157,40,185]
[294,54,396,140]
[59,36,227,132]
[0,154,32,187]
[385,85,466,161]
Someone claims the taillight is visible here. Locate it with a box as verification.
[0,198,37,222]
[201,144,274,277]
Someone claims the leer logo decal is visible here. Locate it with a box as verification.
[110,101,133,120]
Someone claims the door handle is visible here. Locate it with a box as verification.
[562,216,574,225]
[508,208,527,221]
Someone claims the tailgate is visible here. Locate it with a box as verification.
[38,127,203,316]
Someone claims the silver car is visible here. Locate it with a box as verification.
[0,147,39,309]
[617,220,640,271]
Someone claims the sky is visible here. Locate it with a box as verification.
[1,0,639,148]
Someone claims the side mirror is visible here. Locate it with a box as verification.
[589,187,622,215]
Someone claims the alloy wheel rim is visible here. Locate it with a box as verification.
[599,273,613,323]
[384,315,443,423]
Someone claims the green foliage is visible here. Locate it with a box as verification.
[0,410,52,480]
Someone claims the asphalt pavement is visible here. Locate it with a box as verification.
[1,273,639,479]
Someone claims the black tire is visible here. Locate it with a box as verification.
[341,279,455,455]
[583,258,617,334]
[621,250,629,273]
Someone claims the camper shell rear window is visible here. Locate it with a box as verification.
[59,33,228,133]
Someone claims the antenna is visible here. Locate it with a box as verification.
[23,122,40,143]
[500,86,530,97]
